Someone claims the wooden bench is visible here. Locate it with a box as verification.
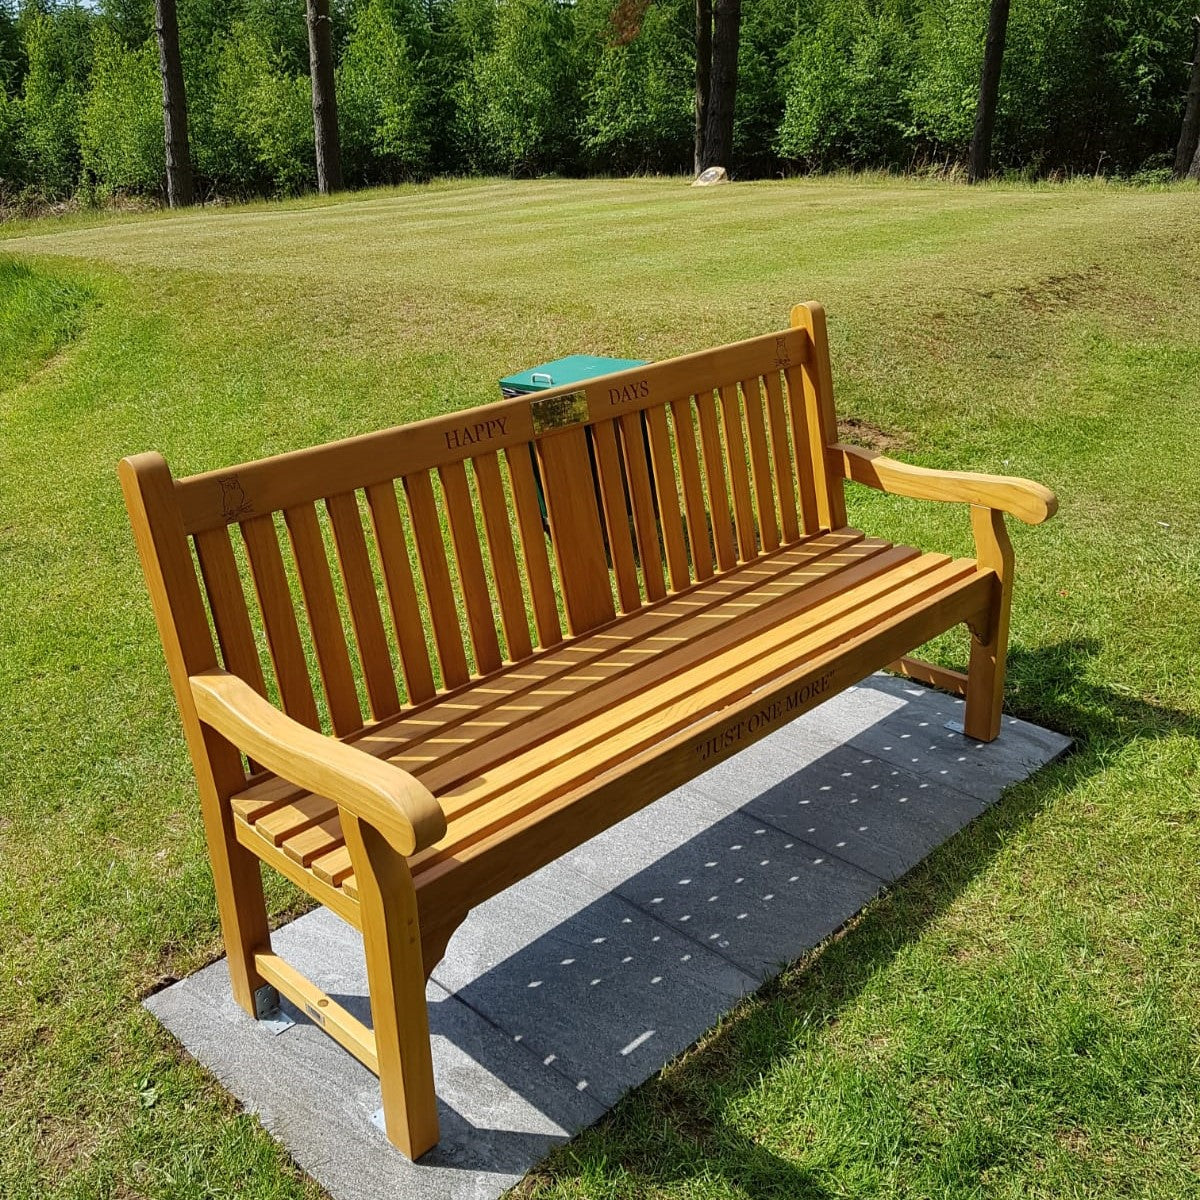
[121,303,1056,1159]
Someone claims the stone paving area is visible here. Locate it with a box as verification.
[145,673,1071,1200]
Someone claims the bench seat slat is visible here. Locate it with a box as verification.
[396,544,908,794]
[407,555,981,874]
[230,530,869,815]
[413,561,990,919]
[227,544,985,909]
[410,549,947,826]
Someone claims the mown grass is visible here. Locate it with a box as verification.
[1,177,1198,1198]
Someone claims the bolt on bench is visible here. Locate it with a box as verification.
[121,303,1056,1159]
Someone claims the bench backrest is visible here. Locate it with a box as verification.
[123,304,848,740]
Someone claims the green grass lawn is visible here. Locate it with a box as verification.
[2,177,1198,1199]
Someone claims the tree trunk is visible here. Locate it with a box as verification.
[694,0,711,175]
[306,0,343,194]
[1175,16,1200,178]
[702,0,739,170]
[154,0,193,207]
[968,0,1010,183]
[1189,134,1200,181]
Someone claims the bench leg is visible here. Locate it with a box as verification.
[342,813,440,1160]
[963,506,1013,743]
[198,729,273,1018]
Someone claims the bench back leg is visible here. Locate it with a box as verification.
[342,813,440,1160]
[963,505,1014,742]
[120,454,272,1015]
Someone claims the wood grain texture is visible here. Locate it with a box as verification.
[191,667,445,855]
[538,426,615,634]
[119,453,271,1013]
[789,301,848,530]
[283,503,363,736]
[668,398,715,580]
[505,445,563,648]
[403,470,471,688]
[619,411,667,601]
[438,460,503,674]
[591,419,643,613]
[241,513,322,730]
[472,452,534,661]
[125,308,1058,1164]
[834,443,1058,525]
[365,481,437,704]
[964,504,1014,741]
[326,491,402,719]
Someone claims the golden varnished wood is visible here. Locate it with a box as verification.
[121,304,1055,1159]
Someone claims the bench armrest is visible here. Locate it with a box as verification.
[190,668,447,856]
[832,443,1057,525]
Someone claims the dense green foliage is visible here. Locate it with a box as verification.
[0,1,1194,199]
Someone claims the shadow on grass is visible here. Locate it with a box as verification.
[515,639,1195,1198]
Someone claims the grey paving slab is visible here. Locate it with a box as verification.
[692,741,992,883]
[433,859,756,1106]
[559,786,884,978]
[146,907,605,1200]
[144,672,1071,1200]
[800,675,1072,801]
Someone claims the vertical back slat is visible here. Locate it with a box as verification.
[505,446,563,649]
[438,461,503,675]
[472,452,533,662]
[789,302,848,529]
[283,504,364,736]
[644,405,690,591]
[740,377,780,553]
[591,420,642,614]
[717,383,758,562]
[694,391,737,571]
[326,492,402,720]
[365,481,437,705]
[195,526,268,698]
[668,398,715,581]
[240,514,321,729]
[403,470,471,688]
[538,426,616,635]
[782,364,827,534]
[618,413,667,602]
[762,370,807,539]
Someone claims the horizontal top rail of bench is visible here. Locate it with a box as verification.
[175,327,811,535]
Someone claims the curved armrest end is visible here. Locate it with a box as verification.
[833,443,1057,525]
[190,669,447,856]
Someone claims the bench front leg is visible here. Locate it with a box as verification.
[964,505,1014,741]
[341,810,440,1160]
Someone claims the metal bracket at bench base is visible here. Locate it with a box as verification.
[944,719,988,742]
[253,984,297,1035]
